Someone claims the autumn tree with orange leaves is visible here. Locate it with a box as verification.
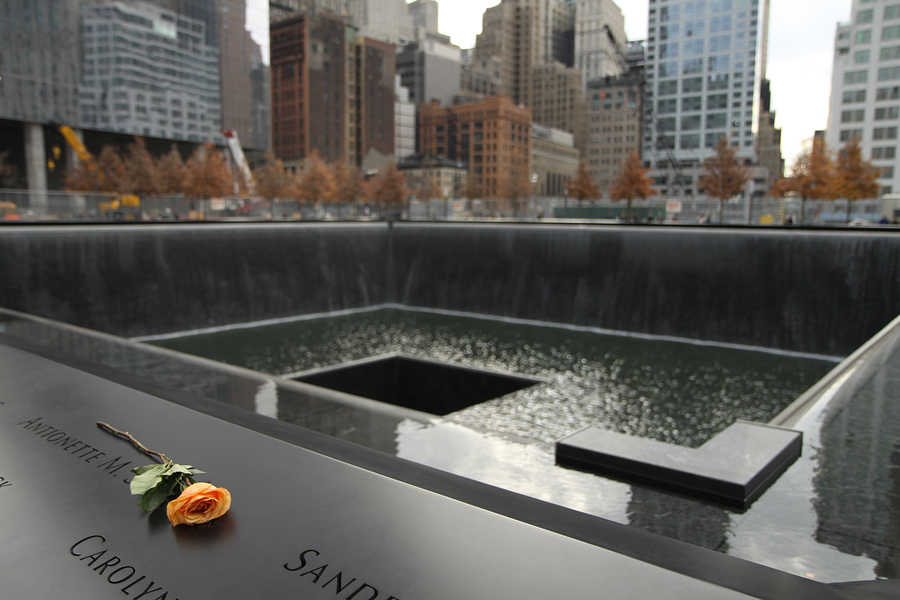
[65,145,127,193]
[155,145,187,195]
[698,136,750,224]
[371,162,407,219]
[771,138,838,224]
[253,151,293,201]
[610,151,655,219]
[565,160,600,218]
[120,137,160,197]
[182,144,233,200]
[835,138,881,223]
[294,150,336,209]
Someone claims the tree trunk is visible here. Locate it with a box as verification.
[718,197,724,225]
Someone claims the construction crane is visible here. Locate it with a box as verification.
[603,26,688,200]
[222,129,256,195]
[57,125,141,220]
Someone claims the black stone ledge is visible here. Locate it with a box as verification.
[556,421,803,510]
[556,420,803,510]
[0,333,848,600]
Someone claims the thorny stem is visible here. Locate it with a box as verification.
[96,422,171,464]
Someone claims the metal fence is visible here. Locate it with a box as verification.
[0,189,895,225]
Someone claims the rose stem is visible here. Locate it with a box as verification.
[96,422,170,464]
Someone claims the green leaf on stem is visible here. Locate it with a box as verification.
[139,474,181,512]
[130,463,168,496]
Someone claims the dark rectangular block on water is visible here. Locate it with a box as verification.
[556,421,803,509]
[0,337,838,599]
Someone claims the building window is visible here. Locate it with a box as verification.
[877,85,900,100]
[705,132,725,148]
[657,98,677,114]
[840,109,865,122]
[872,146,897,159]
[658,80,678,95]
[840,128,864,141]
[708,55,730,72]
[843,89,867,103]
[856,49,871,63]
[884,25,900,41]
[873,126,898,139]
[683,77,703,92]
[880,45,900,61]
[708,74,730,90]
[682,96,702,111]
[680,134,700,149]
[681,115,701,130]
[858,9,874,24]
[706,113,727,128]
[709,36,731,52]
[887,4,900,20]
[875,106,900,119]
[682,58,703,74]
[844,70,869,84]
[660,43,679,58]
[707,93,728,109]
[858,30,873,44]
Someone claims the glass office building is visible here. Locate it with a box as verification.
[640,0,773,199]
[643,0,769,163]
[0,0,270,191]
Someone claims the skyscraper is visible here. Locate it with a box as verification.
[270,11,395,168]
[826,0,900,197]
[573,0,627,87]
[643,0,778,199]
[0,0,270,194]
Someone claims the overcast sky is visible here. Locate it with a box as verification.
[435,0,853,167]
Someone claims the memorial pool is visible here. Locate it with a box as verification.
[147,308,834,447]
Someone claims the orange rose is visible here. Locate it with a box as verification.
[166,482,231,526]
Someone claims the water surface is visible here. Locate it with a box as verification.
[149,308,834,447]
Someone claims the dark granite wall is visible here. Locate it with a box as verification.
[1,223,898,355]
[0,224,390,339]
[391,225,900,356]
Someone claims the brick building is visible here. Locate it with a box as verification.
[418,96,531,213]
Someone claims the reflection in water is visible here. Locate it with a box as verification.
[2,310,897,582]
[150,308,834,447]
[627,486,731,553]
[813,346,900,579]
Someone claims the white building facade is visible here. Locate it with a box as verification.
[826,0,900,196]
[643,0,770,198]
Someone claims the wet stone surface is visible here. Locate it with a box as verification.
[148,308,835,447]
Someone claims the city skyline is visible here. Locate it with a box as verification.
[436,0,853,168]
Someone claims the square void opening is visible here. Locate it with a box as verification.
[291,353,542,416]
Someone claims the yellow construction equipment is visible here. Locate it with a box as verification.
[58,125,142,220]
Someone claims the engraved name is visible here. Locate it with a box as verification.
[284,548,402,600]
[17,417,133,479]
[70,534,182,599]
